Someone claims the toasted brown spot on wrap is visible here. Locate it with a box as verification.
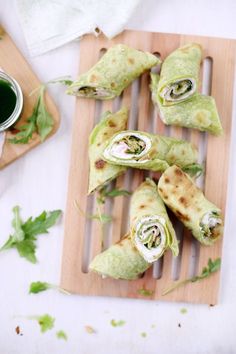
[90,74,98,83]
[128,58,135,65]
[175,168,183,176]
[164,177,170,183]
[108,120,116,128]
[176,210,190,222]
[95,159,106,169]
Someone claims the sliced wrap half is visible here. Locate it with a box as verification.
[89,234,150,280]
[130,179,178,263]
[102,130,201,175]
[67,44,160,99]
[88,108,128,194]
[158,165,223,246]
[158,43,202,106]
[151,73,223,135]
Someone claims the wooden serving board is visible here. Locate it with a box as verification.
[0,25,60,169]
[61,30,236,304]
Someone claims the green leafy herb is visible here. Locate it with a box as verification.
[30,314,55,333]
[110,319,126,327]
[141,332,147,338]
[162,258,221,296]
[29,281,70,295]
[56,330,68,340]
[85,325,96,334]
[180,308,187,314]
[97,187,131,204]
[0,206,62,263]
[47,76,73,86]
[182,163,203,177]
[9,85,53,144]
[74,200,112,225]
[137,288,154,296]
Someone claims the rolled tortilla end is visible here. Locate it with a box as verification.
[102,130,200,174]
[158,165,223,246]
[130,179,179,262]
[88,107,128,194]
[151,73,223,136]
[67,44,160,100]
[89,234,150,280]
[157,43,202,106]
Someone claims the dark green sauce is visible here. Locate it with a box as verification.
[0,79,17,123]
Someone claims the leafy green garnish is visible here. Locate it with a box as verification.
[180,308,187,314]
[9,76,73,145]
[97,187,131,204]
[141,332,147,338]
[110,319,126,327]
[162,258,221,295]
[0,206,62,263]
[9,86,53,144]
[31,314,55,333]
[74,200,112,225]
[56,330,68,340]
[47,76,73,86]
[182,163,203,177]
[29,281,70,295]
[137,288,154,296]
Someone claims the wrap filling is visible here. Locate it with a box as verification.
[133,215,167,263]
[103,132,152,163]
[160,78,196,102]
[200,211,222,240]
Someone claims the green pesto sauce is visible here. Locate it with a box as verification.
[0,79,17,123]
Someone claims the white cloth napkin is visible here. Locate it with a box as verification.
[16,0,141,56]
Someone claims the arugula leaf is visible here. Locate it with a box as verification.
[182,163,204,178]
[162,258,221,296]
[8,113,37,144]
[0,207,62,263]
[74,200,112,225]
[56,330,68,340]
[47,76,73,86]
[29,281,70,295]
[36,86,54,142]
[22,210,62,237]
[31,314,55,333]
[137,288,154,296]
[180,308,187,314]
[110,319,126,327]
[9,85,53,144]
[97,187,131,204]
[141,332,147,338]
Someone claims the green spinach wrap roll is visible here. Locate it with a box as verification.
[158,43,202,106]
[151,73,223,135]
[130,179,178,262]
[88,108,128,194]
[67,44,160,99]
[102,130,201,175]
[89,233,150,280]
[158,165,223,246]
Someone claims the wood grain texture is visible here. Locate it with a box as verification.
[61,30,236,304]
[0,25,60,169]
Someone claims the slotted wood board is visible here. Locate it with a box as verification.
[0,25,60,169]
[61,30,236,304]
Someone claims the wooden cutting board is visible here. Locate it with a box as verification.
[61,30,236,304]
[0,25,60,169]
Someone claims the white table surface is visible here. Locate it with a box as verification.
[0,1,236,353]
